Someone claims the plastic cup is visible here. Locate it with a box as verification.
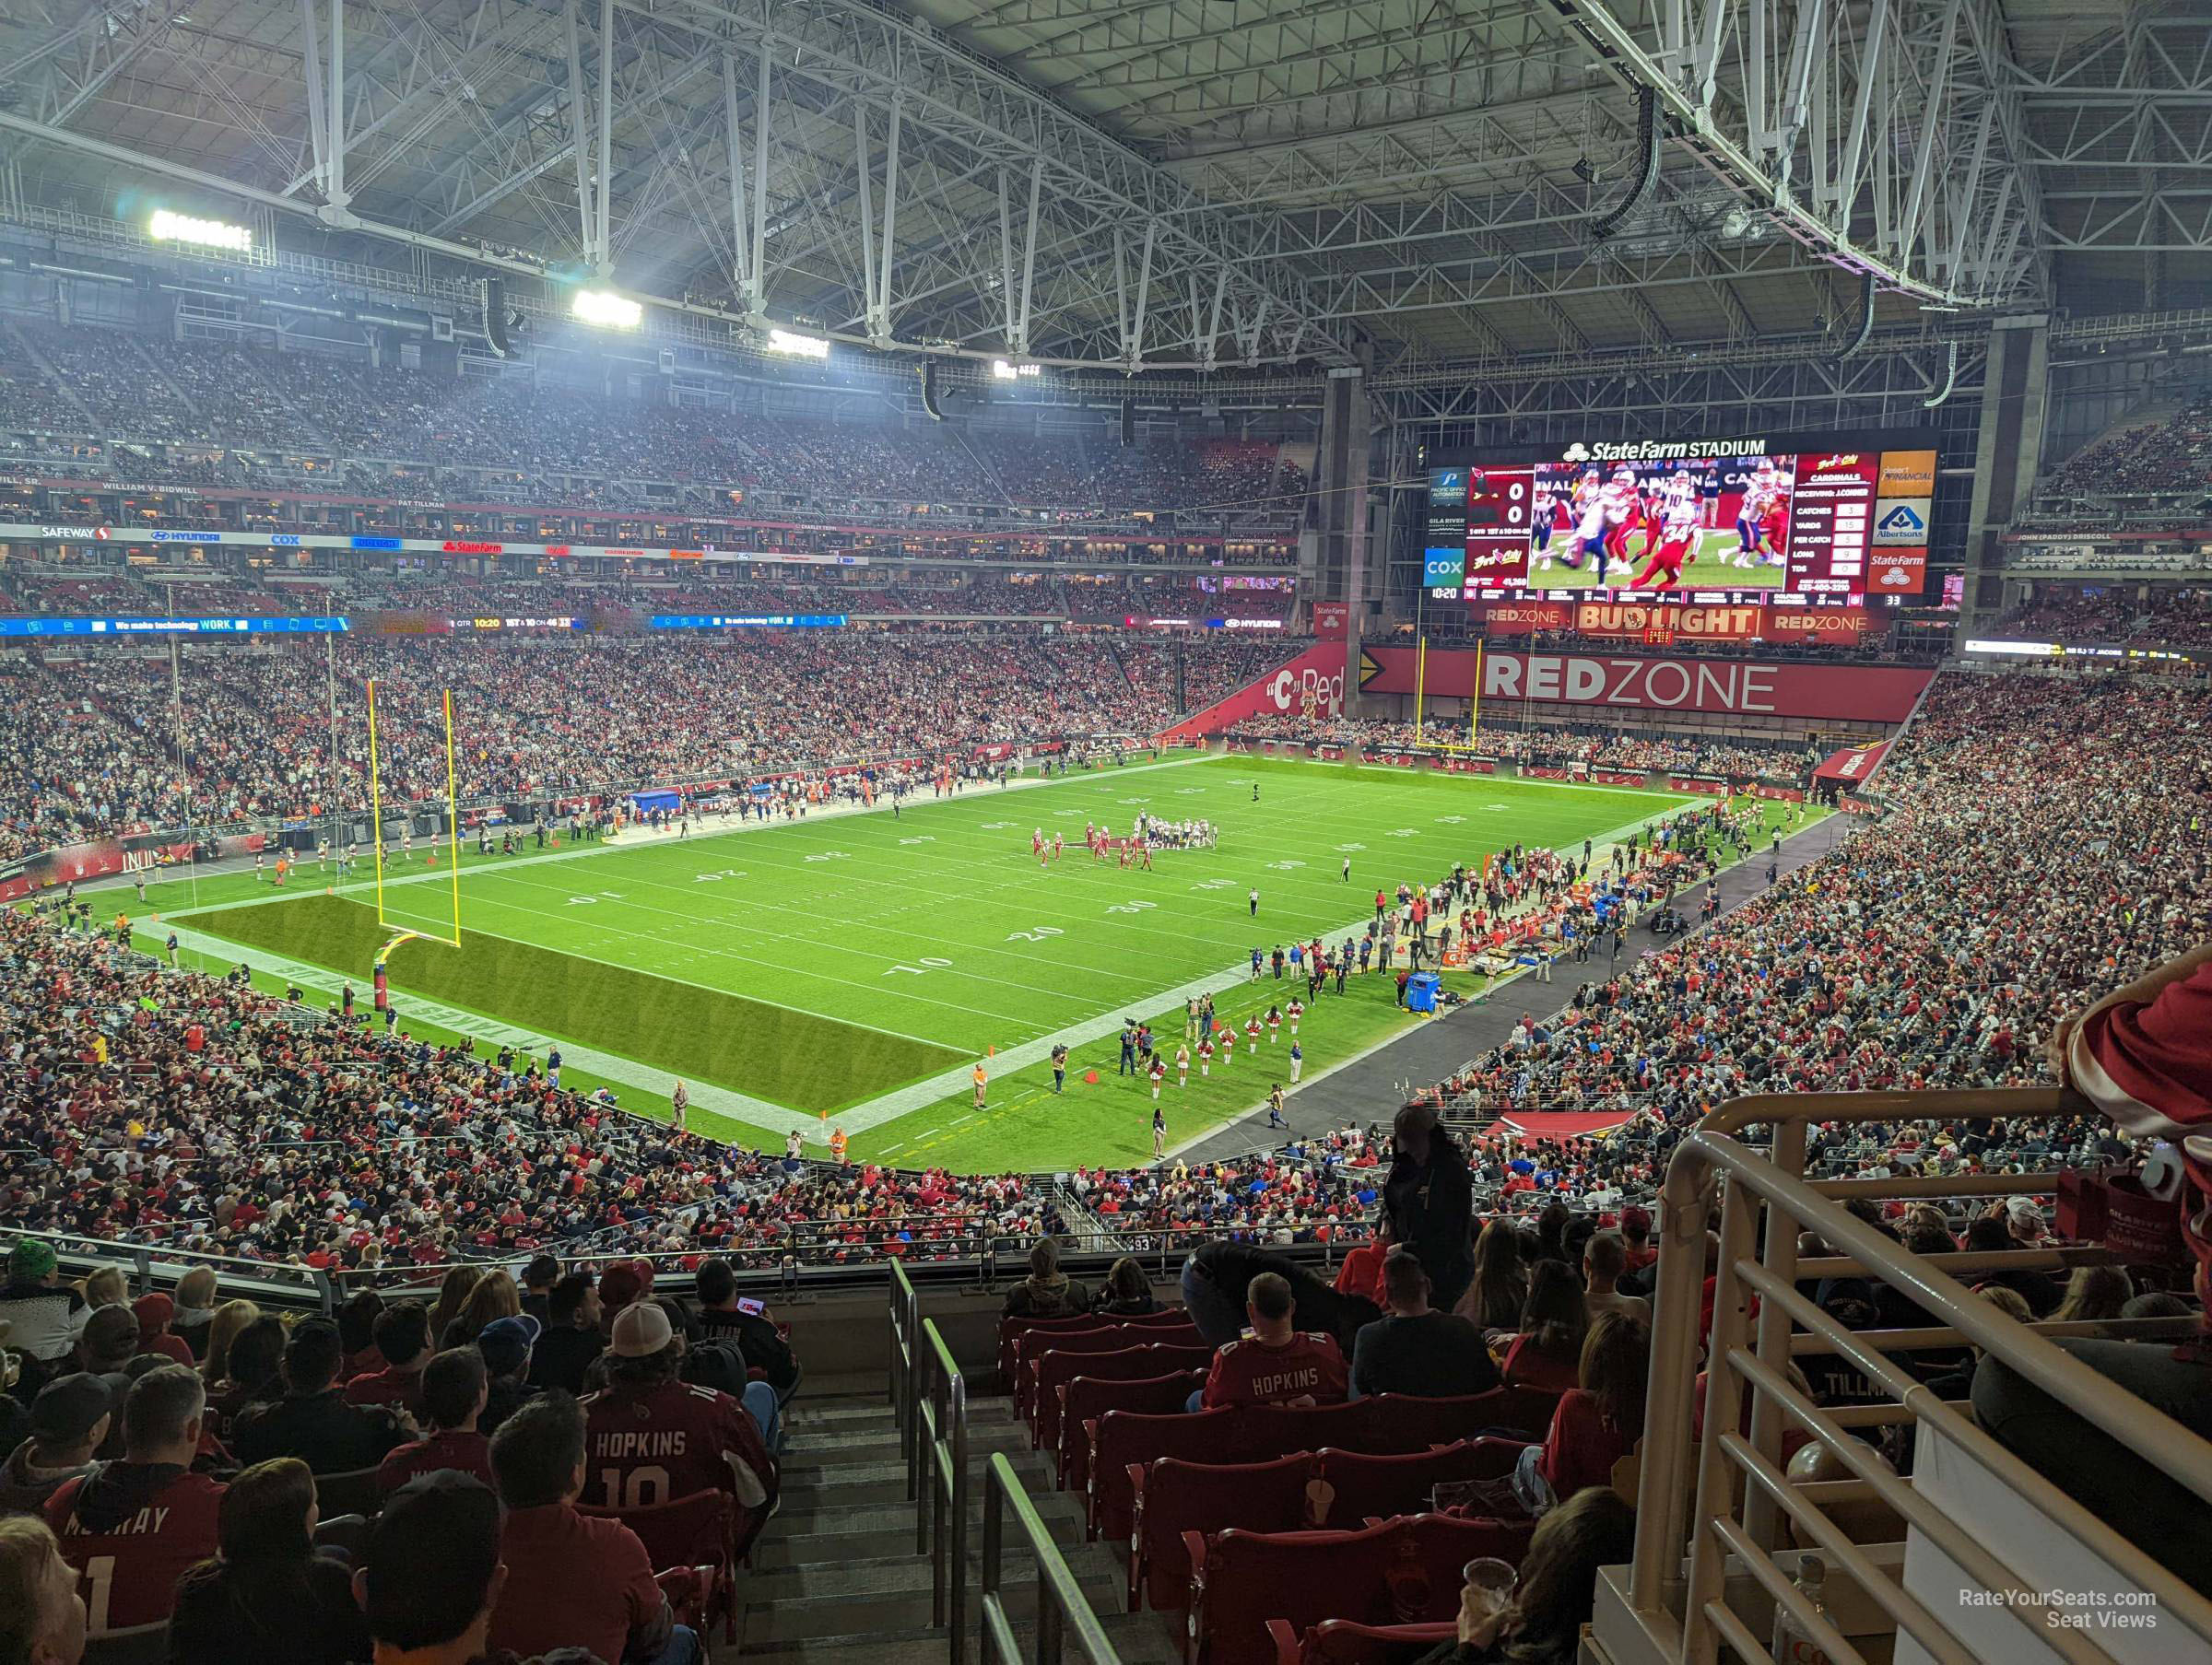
[1464,1556,1518,1617]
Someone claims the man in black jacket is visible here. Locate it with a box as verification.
[1382,1105,1476,1310]
[692,1259,800,1403]
[1180,1241,1381,1354]
[230,1319,408,1474]
[1349,1250,1500,1401]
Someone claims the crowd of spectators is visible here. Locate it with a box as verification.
[1229,713,1810,781]
[2043,393,2212,495]
[0,320,1309,527]
[0,629,1296,851]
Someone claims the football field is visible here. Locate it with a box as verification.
[1530,525,1788,589]
[143,754,1770,1171]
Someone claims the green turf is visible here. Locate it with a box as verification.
[189,891,968,1112]
[156,753,1807,1168]
[1529,525,1788,589]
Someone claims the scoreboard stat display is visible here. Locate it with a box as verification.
[1424,430,1936,604]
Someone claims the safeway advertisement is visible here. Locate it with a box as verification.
[1156,643,1346,743]
[1359,646,1931,721]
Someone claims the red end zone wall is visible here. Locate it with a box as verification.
[1359,646,1931,732]
[1154,643,1347,744]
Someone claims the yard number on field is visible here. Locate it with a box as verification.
[693,869,747,882]
[804,850,850,862]
[885,956,956,976]
[566,891,626,904]
[1006,925,1065,943]
[1107,899,1159,915]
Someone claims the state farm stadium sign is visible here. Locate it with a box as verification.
[1561,437,1774,463]
[1359,646,1932,721]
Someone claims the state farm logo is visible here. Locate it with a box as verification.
[1880,566,1915,587]
[1562,442,1592,463]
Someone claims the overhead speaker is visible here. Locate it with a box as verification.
[1590,86,1662,242]
[481,277,511,358]
[1120,395,1135,447]
[921,359,944,421]
[1835,271,1877,359]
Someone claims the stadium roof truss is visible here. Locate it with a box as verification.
[0,0,2201,370]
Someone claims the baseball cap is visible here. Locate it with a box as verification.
[597,1260,648,1314]
[1621,1206,1652,1236]
[608,1299,674,1359]
[81,1305,140,1368]
[8,1240,56,1281]
[363,1472,503,1650]
[477,1313,542,1375]
[29,1374,112,1446]
[132,1292,175,1331]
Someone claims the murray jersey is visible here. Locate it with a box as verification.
[46,1465,226,1634]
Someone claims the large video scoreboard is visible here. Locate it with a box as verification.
[1423,428,1937,605]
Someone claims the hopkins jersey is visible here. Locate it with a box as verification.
[580,1378,777,1512]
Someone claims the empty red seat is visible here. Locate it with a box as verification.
[1265,1618,1454,1665]
[1364,1390,1554,1450]
[1062,1370,1204,1493]
[1185,1515,1534,1665]
[1090,1409,1236,1543]
[1033,1343,1213,1452]
[1232,1398,1383,1457]
[1133,1453,1311,1612]
[1016,1323,1199,1416]
[1000,1307,1190,1384]
[1304,1438,1522,1529]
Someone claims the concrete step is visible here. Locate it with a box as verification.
[782,1420,1039,1467]
[739,1557,1124,1646]
[769,1481,1084,1542]
[734,1608,1181,1665]
[746,1538,1121,1606]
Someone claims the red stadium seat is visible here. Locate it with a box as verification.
[1032,1343,1212,1452]
[1265,1618,1454,1665]
[1016,1323,1198,1417]
[1062,1370,1204,1493]
[1304,1438,1522,1529]
[579,1489,738,1641]
[1000,1308,1189,1384]
[1132,1453,1311,1612]
[1184,1515,1532,1665]
[1364,1389,1563,1450]
[1230,1398,1384,1458]
[1090,1409,1237,1543]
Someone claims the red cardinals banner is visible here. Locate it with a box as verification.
[1814,741,1892,783]
[1156,643,1346,743]
[1360,646,1932,721]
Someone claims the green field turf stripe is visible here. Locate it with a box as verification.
[189,892,969,1113]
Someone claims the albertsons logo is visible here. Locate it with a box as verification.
[1877,503,1925,534]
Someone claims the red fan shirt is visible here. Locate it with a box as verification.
[580,1378,777,1511]
[1200,1333,1348,1410]
[46,1464,226,1634]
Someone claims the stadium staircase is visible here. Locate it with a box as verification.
[953,429,1016,507]
[747,1381,1178,1665]
[122,334,200,421]
[1,319,96,427]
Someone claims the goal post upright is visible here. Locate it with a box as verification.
[444,686,462,944]
[367,675,389,928]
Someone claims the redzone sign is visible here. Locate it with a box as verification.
[1359,647,1931,721]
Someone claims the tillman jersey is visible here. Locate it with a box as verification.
[580,1379,778,1512]
[45,1465,226,1634]
[1201,1332,1349,1410]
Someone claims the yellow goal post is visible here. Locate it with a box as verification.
[364,678,463,948]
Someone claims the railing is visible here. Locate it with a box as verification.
[1617,1087,2212,1665]
[913,1318,971,1665]
[888,1259,922,1474]
[981,1450,1124,1665]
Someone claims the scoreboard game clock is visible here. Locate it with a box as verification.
[1424,428,1937,607]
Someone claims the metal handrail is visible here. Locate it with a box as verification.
[1627,1087,2212,1665]
[889,1260,920,1477]
[981,1450,1123,1665]
[916,1318,971,1665]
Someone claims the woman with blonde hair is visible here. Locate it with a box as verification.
[79,1265,128,1310]
[2050,1263,2132,1327]
[446,1269,522,1346]
[199,1298,263,1385]
[427,1264,482,1343]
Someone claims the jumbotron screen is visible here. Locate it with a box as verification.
[1423,428,1936,604]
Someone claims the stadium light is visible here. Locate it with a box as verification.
[766,328,830,360]
[991,358,1041,380]
[147,209,250,252]
[571,288,642,329]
